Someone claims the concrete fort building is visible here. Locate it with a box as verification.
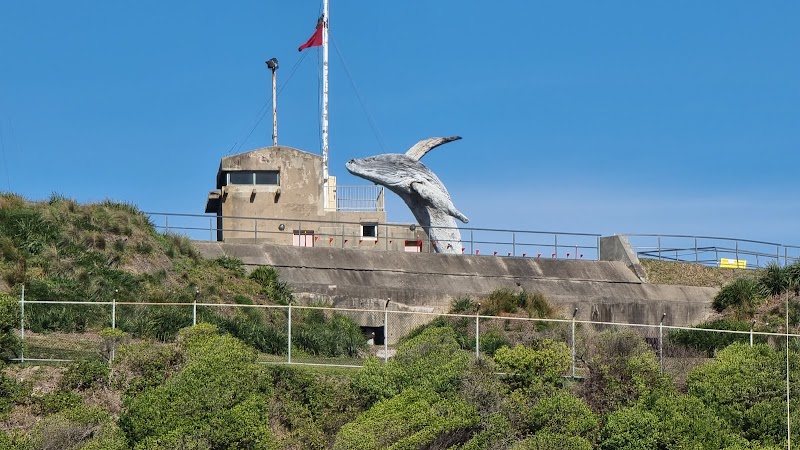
[204,145,426,251]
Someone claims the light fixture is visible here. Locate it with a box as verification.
[278,223,285,231]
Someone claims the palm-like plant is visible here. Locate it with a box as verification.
[759,262,789,297]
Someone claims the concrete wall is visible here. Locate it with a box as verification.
[195,242,717,342]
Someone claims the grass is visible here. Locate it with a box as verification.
[639,258,757,287]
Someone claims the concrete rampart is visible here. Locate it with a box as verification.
[194,242,716,337]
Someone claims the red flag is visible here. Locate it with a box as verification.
[298,18,323,52]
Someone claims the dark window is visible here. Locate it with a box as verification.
[361,224,377,238]
[228,172,253,185]
[255,171,280,185]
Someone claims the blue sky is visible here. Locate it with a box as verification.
[0,1,798,245]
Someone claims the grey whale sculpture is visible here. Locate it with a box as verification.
[345,136,468,254]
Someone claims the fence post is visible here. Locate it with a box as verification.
[19,285,24,363]
[165,215,169,234]
[111,290,117,329]
[554,234,558,258]
[694,237,698,263]
[658,236,662,260]
[288,303,292,364]
[254,221,258,244]
[470,230,474,255]
[193,288,199,326]
[750,320,755,347]
[384,299,390,363]
[512,232,516,257]
[209,218,213,241]
[475,303,481,359]
[659,313,666,374]
[571,308,578,378]
[736,241,739,263]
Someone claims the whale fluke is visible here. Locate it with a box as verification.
[405,136,462,161]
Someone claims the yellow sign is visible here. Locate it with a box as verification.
[720,258,746,269]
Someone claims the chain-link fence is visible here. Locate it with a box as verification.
[10,295,800,382]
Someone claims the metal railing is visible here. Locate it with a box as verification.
[148,212,603,260]
[626,234,800,268]
[326,185,385,212]
[146,211,800,267]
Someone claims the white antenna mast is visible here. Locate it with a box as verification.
[266,58,279,146]
[321,0,330,208]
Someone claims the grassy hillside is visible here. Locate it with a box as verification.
[0,192,266,306]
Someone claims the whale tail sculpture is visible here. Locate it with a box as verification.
[345,136,468,254]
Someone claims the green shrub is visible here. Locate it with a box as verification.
[29,406,116,450]
[294,312,367,357]
[511,431,593,450]
[119,305,192,341]
[713,277,767,315]
[760,263,790,297]
[580,329,667,414]
[333,389,479,450]
[249,266,293,304]
[642,393,748,449]
[0,292,20,362]
[687,343,800,445]
[0,369,26,420]
[120,328,275,448]
[478,331,510,356]
[526,391,599,441]
[267,365,362,450]
[112,341,183,398]
[352,327,471,406]
[481,288,522,315]
[600,406,659,450]
[670,318,753,356]
[215,255,246,277]
[450,296,478,314]
[33,390,82,415]
[60,359,110,390]
[493,340,570,390]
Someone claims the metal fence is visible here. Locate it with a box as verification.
[626,234,800,268]
[12,293,800,381]
[146,212,800,267]
[148,212,603,260]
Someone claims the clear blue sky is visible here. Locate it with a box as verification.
[1,1,798,244]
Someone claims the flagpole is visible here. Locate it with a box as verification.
[321,0,330,209]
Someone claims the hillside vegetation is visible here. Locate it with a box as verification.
[3,194,800,449]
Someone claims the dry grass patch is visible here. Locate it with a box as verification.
[640,259,757,287]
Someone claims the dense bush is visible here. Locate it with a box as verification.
[60,359,110,390]
[713,277,767,315]
[525,391,599,441]
[293,310,367,357]
[510,431,593,450]
[579,329,668,414]
[250,266,293,304]
[0,291,20,361]
[29,406,125,450]
[112,341,183,398]
[670,318,753,356]
[120,324,277,448]
[333,389,479,450]
[267,365,361,449]
[687,343,800,445]
[352,326,472,405]
[493,340,570,390]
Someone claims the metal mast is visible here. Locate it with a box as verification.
[321,0,330,208]
[266,58,279,146]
